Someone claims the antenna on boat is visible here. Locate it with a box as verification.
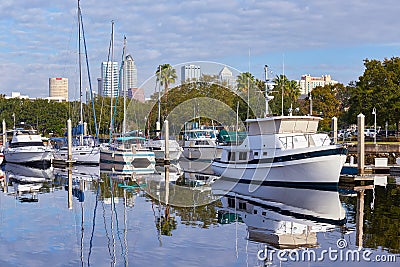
[264,65,274,117]
[281,53,285,116]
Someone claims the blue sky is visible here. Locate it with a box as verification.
[0,0,399,99]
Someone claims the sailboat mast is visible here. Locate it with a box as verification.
[122,36,127,136]
[109,21,114,141]
[78,0,84,144]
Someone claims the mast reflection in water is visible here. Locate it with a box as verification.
[0,163,399,266]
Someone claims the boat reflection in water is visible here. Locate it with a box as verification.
[212,178,346,249]
[4,163,54,202]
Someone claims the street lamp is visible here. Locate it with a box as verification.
[372,107,376,144]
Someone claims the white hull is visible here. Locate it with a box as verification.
[54,146,100,164]
[153,150,182,161]
[4,147,53,164]
[100,147,156,174]
[182,146,221,160]
[145,139,182,161]
[212,148,347,185]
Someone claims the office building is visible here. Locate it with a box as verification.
[181,64,201,83]
[49,77,68,101]
[128,88,145,103]
[101,61,119,97]
[219,66,235,88]
[298,74,338,95]
[123,55,137,97]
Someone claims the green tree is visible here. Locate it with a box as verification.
[311,84,341,130]
[155,64,177,94]
[347,57,400,129]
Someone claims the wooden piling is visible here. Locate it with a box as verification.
[332,116,337,144]
[164,120,170,165]
[357,113,365,175]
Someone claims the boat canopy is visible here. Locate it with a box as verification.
[115,136,146,141]
[246,116,321,135]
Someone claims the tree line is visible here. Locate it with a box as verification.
[1,57,399,137]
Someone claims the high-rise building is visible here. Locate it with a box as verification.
[49,77,68,101]
[123,55,137,97]
[97,78,103,96]
[297,74,338,95]
[219,66,235,88]
[101,61,119,97]
[128,88,145,103]
[181,64,201,83]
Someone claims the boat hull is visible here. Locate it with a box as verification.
[182,146,222,160]
[212,148,347,186]
[54,146,100,164]
[4,147,53,165]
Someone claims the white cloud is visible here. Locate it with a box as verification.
[0,0,399,98]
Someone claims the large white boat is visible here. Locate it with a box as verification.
[212,116,347,187]
[145,139,182,161]
[100,136,156,174]
[182,128,222,161]
[4,127,53,165]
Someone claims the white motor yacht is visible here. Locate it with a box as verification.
[4,127,53,165]
[212,116,347,186]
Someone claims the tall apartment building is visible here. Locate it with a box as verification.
[298,74,338,95]
[101,61,119,97]
[49,77,68,101]
[122,55,137,97]
[181,64,201,83]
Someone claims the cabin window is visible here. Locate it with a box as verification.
[228,152,236,161]
[263,152,268,156]
[253,210,258,214]
[262,211,266,216]
[239,152,247,160]
[228,198,235,208]
[238,202,246,210]
[254,151,259,156]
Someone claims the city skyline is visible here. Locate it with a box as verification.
[0,1,399,99]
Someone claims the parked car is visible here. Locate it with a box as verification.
[364,128,376,138]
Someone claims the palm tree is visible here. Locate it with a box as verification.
[236,72,255,93]
[286,80,301,105]
[155,64,177,94]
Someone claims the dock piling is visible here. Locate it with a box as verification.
[357,113,365,175]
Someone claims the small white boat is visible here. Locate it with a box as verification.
[4,126,53,165]
[53,136,100,164]
[182,128,221,161]
[212,116,347,186]
[145,139,182,161]
[100,136,156,174]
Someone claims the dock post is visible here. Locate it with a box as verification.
[332,116,338,144]
[357,113,365,175]
[164,120,170,165]
[156,121,161,138]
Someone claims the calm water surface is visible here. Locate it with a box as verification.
[0,163,399,267]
